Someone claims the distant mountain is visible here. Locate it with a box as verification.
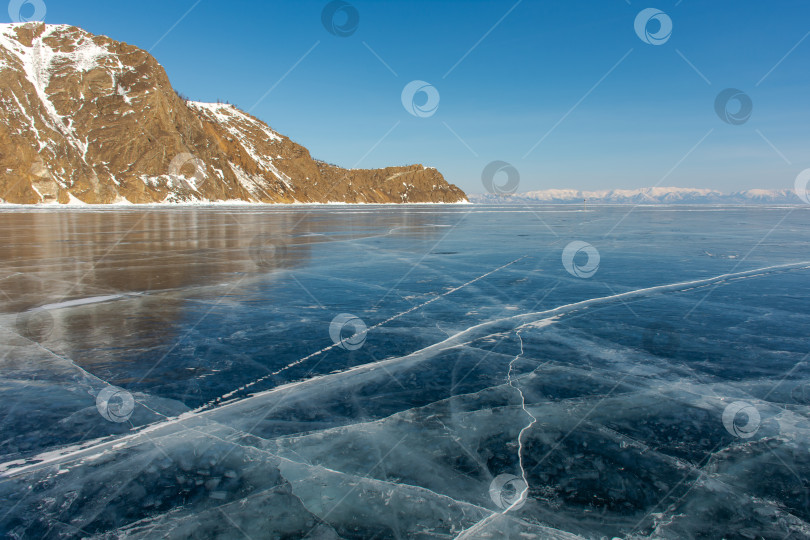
[0,23,466,204]
[469,187,802,205]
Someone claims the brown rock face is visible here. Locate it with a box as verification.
[0,23,467,204]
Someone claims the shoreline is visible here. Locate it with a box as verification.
[0,200,473,209]
[0,201,805,210]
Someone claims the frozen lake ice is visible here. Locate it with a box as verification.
[1,205,809,538]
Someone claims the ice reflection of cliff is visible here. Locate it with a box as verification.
[0,207,447,457]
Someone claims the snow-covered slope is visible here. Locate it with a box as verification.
[469,187,801,205]
[0,23,466,204]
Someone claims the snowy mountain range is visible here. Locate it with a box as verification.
[0,22,466,204]
[469,187,802,205]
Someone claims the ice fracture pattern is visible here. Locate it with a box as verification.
[1,205,810,539]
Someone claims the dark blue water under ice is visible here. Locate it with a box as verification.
[0,205,809,539]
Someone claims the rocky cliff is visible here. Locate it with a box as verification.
[0,23,467,204]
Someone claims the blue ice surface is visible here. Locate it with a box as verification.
[0,204,809,539]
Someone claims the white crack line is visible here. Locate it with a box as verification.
[455,329,536,539]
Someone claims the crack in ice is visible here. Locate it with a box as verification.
[455,329,536,539]
[197,255,528,411]
[5,260,810,480]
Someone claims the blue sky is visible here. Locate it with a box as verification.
[16,0,810,193]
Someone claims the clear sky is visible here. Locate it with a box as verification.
[14,0,810,194]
